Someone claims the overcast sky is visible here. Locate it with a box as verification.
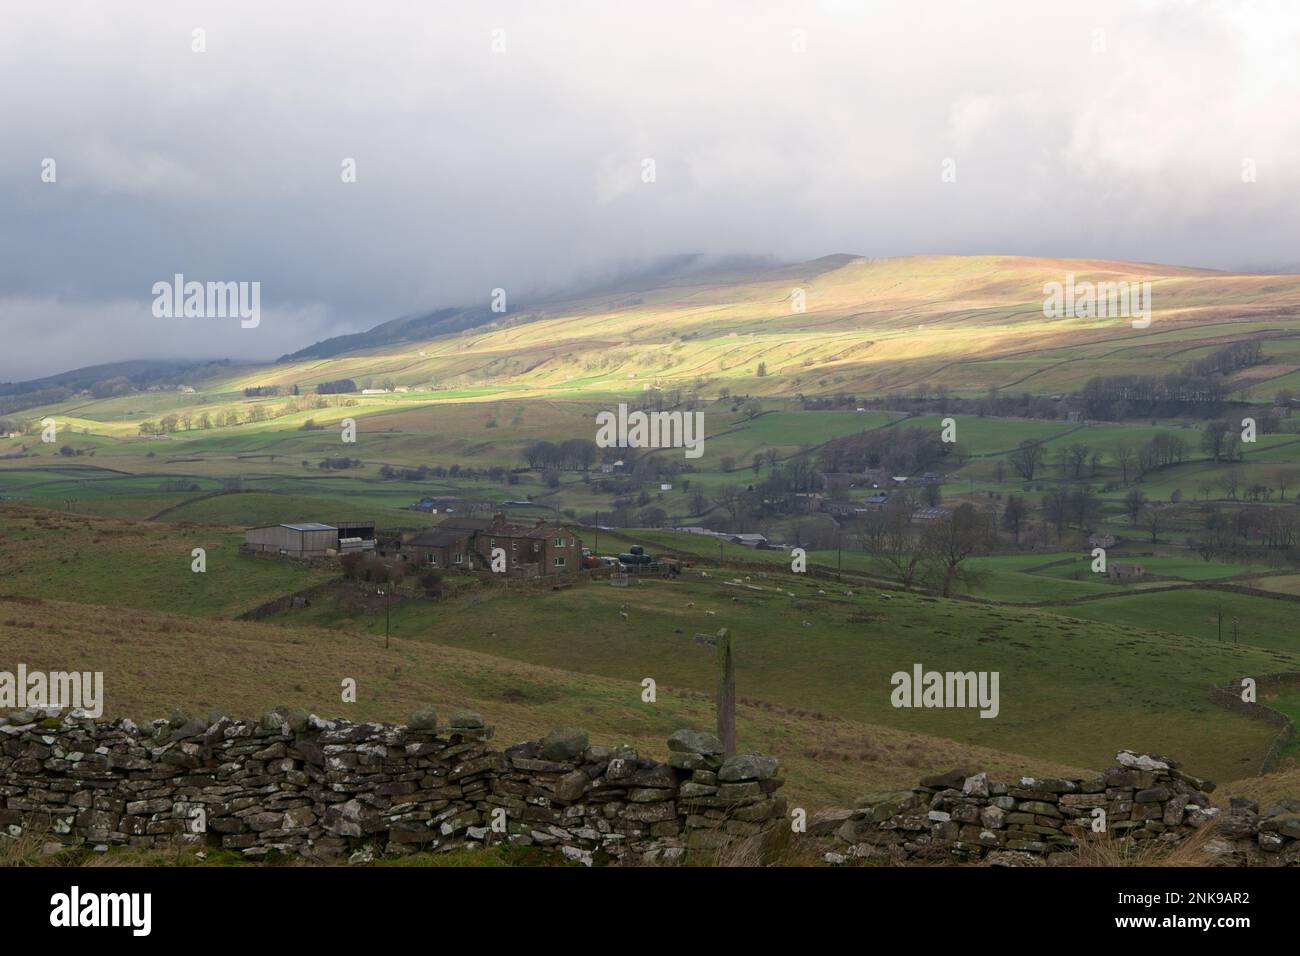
[2,0,1299,381]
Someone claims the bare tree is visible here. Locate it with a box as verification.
[921,503,995,597]
[1009,440,1047,481]
[877,498,922,590]
[1112,443,1134,483]
[1142,504,1164,544]
[1274,468,1299,500]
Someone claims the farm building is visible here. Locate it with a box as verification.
[245,523,341,558]
[405,526,476,570]
[245,520,376,558]
[730,533,769,549]
[407,496,476,514]
[1108,563,1146,580]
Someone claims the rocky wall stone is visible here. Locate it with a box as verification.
[827,750,1298,867]
[0,707,784,865]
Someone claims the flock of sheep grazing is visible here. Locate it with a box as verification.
[613,572,871,629]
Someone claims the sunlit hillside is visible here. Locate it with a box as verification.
[207,254,1300,401]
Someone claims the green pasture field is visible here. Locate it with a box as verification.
[265,568,1290,784]
[1045,588,1300,655]
[0,508,336,617]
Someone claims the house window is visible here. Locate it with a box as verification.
[453,553,463,565]
[554,537,565,547]
[533,542,540,552]
[511,541,517,551]
[554,556,565,567]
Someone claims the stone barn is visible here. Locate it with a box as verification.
[406,526,476,570]
[1107,562,1146,580]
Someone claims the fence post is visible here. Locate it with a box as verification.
[715,627,736,759]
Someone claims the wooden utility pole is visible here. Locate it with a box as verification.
[715,627,736,759]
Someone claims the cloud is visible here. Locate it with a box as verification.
[1,0,1298,380]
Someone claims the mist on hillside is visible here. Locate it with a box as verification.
[2,0,1299,380]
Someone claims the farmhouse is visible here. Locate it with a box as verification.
[819,497,862,517]
[244,520,375,558]
[911,507,953,523]
[473,513,582,576]
[1089,533,1116,549]
[730,533,769,549]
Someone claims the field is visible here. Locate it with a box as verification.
[7,254,1300,828]
[0,508,336,618]
[0,591,1097,811]
[2,502,1288,790]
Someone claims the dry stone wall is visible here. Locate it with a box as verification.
[0,706,785,865]
[1207,674,1300,774]
[826,750,1300,867]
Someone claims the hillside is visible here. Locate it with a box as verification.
[232,254,1300,400]
[2,504,1291,790]
[9,255,1300,420]
[0,590,1095,810]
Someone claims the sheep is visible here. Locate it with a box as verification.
[706,610,716,616]
[686,601,695,608]
[619,611,628,621]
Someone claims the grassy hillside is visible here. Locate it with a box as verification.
[263,558,1288,783]
[3,502,1291,787]
[0,593,1094,810]
[0,507,337,618]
